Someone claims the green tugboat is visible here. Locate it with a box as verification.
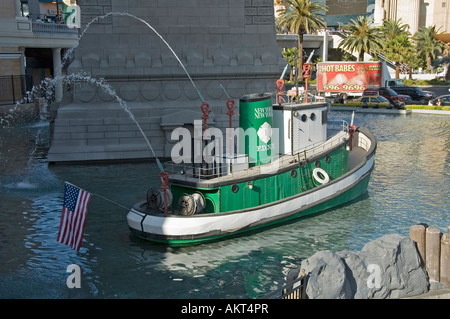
[127,85,377,246]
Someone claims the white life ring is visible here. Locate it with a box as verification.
[312,167,330,185]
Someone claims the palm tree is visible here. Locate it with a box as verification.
[338,16,383,61]
[385,34,414,78]
[379,18,410,40]
[413,26,447,72]
[281,47,297,82]
[277,0,327,81]
[379,19,411,78]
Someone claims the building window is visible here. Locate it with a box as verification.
[21,3,30,18]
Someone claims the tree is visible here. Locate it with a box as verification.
[281,47,297,82]
[413,26,447,72]
[338,16,383,61]
[379,19,412,79]
[379,18,410,41]
[277,0,327,82]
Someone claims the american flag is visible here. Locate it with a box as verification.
[57,182,92,251]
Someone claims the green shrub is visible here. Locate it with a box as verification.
[401,79,449,86]
[405,105,450,111]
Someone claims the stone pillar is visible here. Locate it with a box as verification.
[322,31,328,62]
[410,224,426,264]
[52,48,62,103]
[409,0,420,36]
[373,0,385,26]
[15,0,21,16]
[441,233,450,287]
[425,227,441,282]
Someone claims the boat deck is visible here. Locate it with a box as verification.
[348,146,368,170]
[167,130,349,188]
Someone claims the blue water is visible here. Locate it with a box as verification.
[0,111,448,299]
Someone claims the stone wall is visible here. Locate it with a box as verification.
[48,0,285,162]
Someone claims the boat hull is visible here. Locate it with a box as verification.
[127,147,375,246]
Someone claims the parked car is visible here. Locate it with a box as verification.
[389,86,435,104]
[346,96,391,108]
[363,87,410,108]
[428,94,450,106]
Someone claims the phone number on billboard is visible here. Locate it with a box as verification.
[323,85,366,91]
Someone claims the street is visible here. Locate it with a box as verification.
[422,86,450,97]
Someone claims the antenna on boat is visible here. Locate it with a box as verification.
[306,50,314,64]
[280,63,289,80]
[348,111,356,151]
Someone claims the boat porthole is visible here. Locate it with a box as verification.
[312,167,330,185]
[310,113,316,121]
[301,114,308,122]
[291,169,297,178]
[326,155,330,163]
[314,160,320,168]
[231,184,239,193]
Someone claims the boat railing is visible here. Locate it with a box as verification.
[342,120,350,132]
[297,130,348,159]
[166,162,221,180]
[356,131,372,151]
[166,130,349,180]
[263,273,307,299]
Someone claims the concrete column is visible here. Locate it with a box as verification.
[425,227,441,282]
[15,0,21,17]
[52,48,62,103]
[441,233,449,287]
[410,224,426,264]
[390,0,398,20]
[409,0,420,35]
[373,0,385,26]
[322,31,328,62]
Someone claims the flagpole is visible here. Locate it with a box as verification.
[89,191,131,211]
[65,181,131,211]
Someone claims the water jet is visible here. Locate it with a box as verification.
[47,2,285,163]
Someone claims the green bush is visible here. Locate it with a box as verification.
[405,105,450,111]
[402,79,449,86]
[330,103,450,111]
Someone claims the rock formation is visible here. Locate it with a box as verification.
[298,234,429,299]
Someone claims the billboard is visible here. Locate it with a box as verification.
[316,62,382,92]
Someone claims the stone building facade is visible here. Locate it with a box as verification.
[48,0,286,163]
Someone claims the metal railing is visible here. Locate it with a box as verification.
[32,21,79,37]
[166,129,349,181]
[263,272,307,299]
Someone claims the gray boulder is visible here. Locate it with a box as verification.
[300,250,353,299]
[299,234,429,299]
[360,234,429,298]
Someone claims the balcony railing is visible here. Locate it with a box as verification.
[31,22,79,37]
